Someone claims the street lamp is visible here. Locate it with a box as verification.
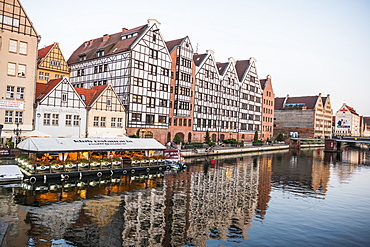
[13,122,22,147]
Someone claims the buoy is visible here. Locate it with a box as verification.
[123,170,127,174]
[146,168,150,173]
[97,172,102,177]
[131,169,135,174]
[30,177,36,184]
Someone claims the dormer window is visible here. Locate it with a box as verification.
[120,32,138,40]
[96,50,104,57]
[79,54,86,61]
[81,94,86,101]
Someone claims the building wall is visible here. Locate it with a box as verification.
[0,0,39,134]
[274,110,315,138]
[261,76,274,140]
[334,104,361,136]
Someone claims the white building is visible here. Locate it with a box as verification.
[334,103,361,137]
[34,78,87,137]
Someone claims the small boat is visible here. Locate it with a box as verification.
[164,149,186,169]
[0,165,24,183]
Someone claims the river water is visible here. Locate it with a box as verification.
[1,147,369,247]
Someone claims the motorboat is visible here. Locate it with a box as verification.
[164,149,186,169]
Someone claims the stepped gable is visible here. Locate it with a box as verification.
[67,24,148,64]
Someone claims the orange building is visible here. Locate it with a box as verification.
[259,75,275,141]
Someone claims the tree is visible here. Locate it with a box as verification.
[204,130,211,144]
[173,134,182,144]
[254,131,259,142]
[276,133,285,142]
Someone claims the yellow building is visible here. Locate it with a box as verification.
[37,42,69,83]
[0,0,39,138]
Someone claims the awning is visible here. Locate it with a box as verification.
[17,137,166,153]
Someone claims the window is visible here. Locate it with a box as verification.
[93,117,99,127]
[94,66,98,74]
[152,34,157,42]
[150,49,158,59]
[18,64,26,77]
[104,64,108,72]
[132,77,143,86]
[39,71,44,80]
[149,64,157,75]
[99,65,103,73]
[19,42,27,55]
[188,119,191,127]
[179,119,183,126]
[174,118,177,126]
[9,40,17,53]
[146,114,154,124]
[117,118,123,127]
[79,55,86,61]
[45,72,50,81]
[73,115,80,126]
[148,81,156,91]
[55,74,60,79]
[43,113,51,125]
[184,119,187,126]
[107,97,112,106]
[161,67,169,76]
[147,97,155,107]
[8,63,16,76]
[52,114,59,126]
[111,117,116,127]
[159,99,167,107]
[50,60,60,67]
[132,113,141,122]
[62,93,68,102]
[134,60,144,69]
[96,50,104,57]
[159,116,166,123]
[16,87,24,100]
[5,111,13,123]
[66,115,72,126]
[6,86,14,99]
[132,95,142,103]
[100,117,106,127]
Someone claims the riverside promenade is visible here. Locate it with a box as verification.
[181,143,324,158]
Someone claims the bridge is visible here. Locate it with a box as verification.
[289,137,370,152]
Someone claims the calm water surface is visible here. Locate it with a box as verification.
[1,147,370,247]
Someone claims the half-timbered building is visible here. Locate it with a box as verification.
[34,78,87,137]
[165,36,196,143]
[37,42,69,83]
[193,50,221,142]
[216,58,241,142]
[68,19,171,143]
[75,84,126,137]
[0,0,39,136]
[235,58,263,141]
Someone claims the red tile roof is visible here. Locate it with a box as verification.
[235,60,250,81]
[35,78,63,101]
[37,43,54,65]
[67,25,147,64]
[74,85,108,106]
[345,104,359,116]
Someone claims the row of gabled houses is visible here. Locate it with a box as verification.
[1,0,368,146]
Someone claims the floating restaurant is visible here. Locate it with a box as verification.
[16,137,182,183]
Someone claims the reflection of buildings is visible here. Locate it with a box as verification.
[256,155,273,219]
[271,150,330,198]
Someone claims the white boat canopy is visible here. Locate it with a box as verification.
[17,137,166,153]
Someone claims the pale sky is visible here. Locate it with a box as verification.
[22,0,370,115]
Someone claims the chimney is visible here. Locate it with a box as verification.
[84,40,93,47]
[103,34,109,42]
[122,28,128,33]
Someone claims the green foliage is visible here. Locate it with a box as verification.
[208,141,216,147]
[276,133,285,142]
[204,130,211,144]
[254,131,259,142]
[128,134,139,138]
[173,134,183,144]
[222,138,243,145]
[6,141,14,148]
[135,129,141,138]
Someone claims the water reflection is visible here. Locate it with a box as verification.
[1,147,369,246]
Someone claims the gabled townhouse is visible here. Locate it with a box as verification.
[259,75,275,141]
[37,42,69,83]
[75,84,126,137]
[235,58,263,141]
[68,19,171,143]
[334,103,360,137]
[274,94,332,139]
[193,50,222,142]
[34,78,87,137]
[0,0,39,136]
[216,58,241,141]
[165,36,196,143]
[360,117,370,137]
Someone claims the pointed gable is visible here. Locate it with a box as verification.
[0,0,39,37]
[37,42,70,74]
[38,44,54,65]
[166,37,184,54]
[67,24,148,64]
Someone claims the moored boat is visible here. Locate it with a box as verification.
[16,137,185,184]
[164,149,186,169]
